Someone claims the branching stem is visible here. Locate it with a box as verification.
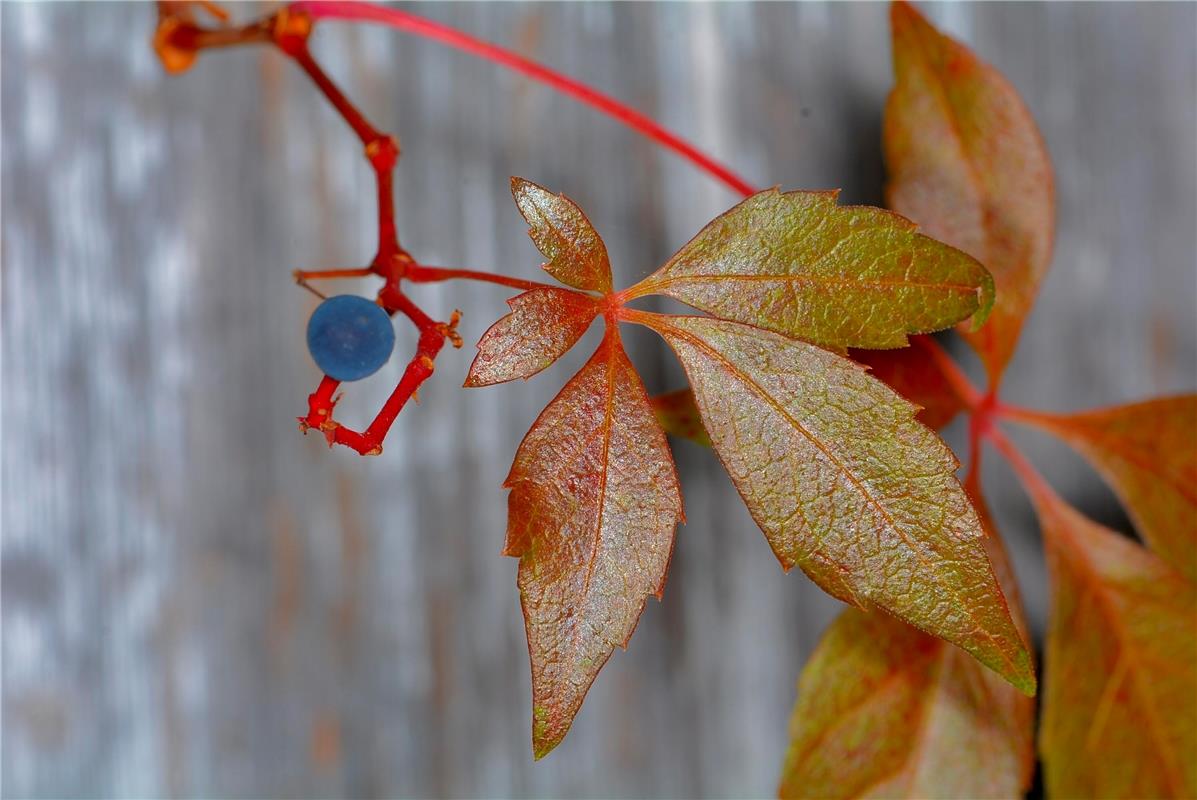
[158,1,1036,477]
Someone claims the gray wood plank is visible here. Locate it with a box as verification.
[3,2,1194,797]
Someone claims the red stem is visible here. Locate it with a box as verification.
[288,41,381,145]
[911,335,984,410]
[405,265,553,293]
[291,0,759,198]
[986,424,1059,510]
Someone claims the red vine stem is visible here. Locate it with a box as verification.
[911,335,983,409]
[405,265,553,293]
[986,423,1059,515]
[162,2,1032,477]
[291,0,759,198]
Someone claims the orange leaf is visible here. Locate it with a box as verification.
[1012,396,1197,580]
[885,1,1054,383]
[851,336,965,430]
[627,189,993,350]
[638,313,1033,693]
[511,177,613,294]
[465,288,599,387]
[504,329,683,758]
[1031,490,1197,798]
[780,508,1033,799]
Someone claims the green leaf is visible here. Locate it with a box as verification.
[511,177,613,294]
[636,313,1033,693]
[626,189,993,349]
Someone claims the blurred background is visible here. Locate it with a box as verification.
[3,2,1194,797]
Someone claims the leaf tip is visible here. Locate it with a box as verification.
[890,0,927,33]
[509,174,531,195]
[531,706,565,760]
[999,637,1038,696]
[968,268,997,331]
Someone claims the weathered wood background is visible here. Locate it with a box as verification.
[3,2,1194,797]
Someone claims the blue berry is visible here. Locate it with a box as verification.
[306,294,396,382]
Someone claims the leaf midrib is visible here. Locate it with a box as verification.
[579,339,618,608]
[646,272,981,295]
[660,319,1023,682]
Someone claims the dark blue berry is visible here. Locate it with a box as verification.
[306,295,396,382]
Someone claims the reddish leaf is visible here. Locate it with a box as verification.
[1031,489,1197,798]
[780,508,1033,799]
[850,336,965,430]
[627,189,993,349]
[885,1,1054,382]
[465,287,599,387]
[511,177,613,294]
[638,313,1033,693]
[504,329,683,758]
[1012,396,1197,580]
[649,388,711,447]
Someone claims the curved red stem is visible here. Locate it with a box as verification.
[291,0,759,198]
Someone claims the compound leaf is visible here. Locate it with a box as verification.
[779,511,1033,800]
[465,287,599,387]
[627,189,993,350]
[504,329,683,759]
[1013,396,1197,580]
[886,1,1054,382]
[639,313,1032,693]
[511,177,613,294]
[1032,489,1197,798]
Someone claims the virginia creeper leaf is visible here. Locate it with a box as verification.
[886,1,1054,382]
[649,337,964,447]
[1032,490,1197,798]
[851,336,965,430]
[649,388,712,447]
[640,314,1033,693]
[504,330,683,759]
[511,177,613,294]
[628,189,993,350]
[465,287,599,387]
[779,506,1033,799]
[1015,396,1197,580]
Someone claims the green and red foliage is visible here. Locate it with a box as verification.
[772,4,1197,797]
[154,0,1195,790]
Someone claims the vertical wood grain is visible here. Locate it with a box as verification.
[3,3,1194,797]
